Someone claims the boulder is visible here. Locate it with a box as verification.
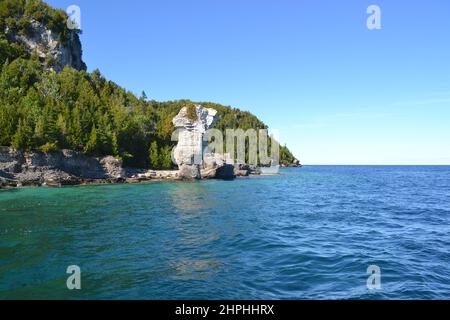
[179,164,201,180]
[234,163,259,177]
[293,159,301,167]
[201,153,235,180]
[100,156,125,178]
[0,147,25,174]
[215,164,235,180]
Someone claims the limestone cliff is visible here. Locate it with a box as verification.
[5,19,86,72]
[0,147,123,187]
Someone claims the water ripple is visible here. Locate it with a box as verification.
[0,166,449,299]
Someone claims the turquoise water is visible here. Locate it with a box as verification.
[0,166,449,300]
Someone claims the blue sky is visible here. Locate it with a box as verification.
[47,0,450,164]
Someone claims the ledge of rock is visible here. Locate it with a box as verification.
[0,147,125,188]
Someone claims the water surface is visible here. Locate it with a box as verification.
[1,166,449,299]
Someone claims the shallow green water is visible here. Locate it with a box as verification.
[1,167,449,299]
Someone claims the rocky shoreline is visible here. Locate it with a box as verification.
[0,106,301,190]
[0,147,264,189]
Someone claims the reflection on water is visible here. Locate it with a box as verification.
[1,167,450,299]
[168,181,219,212]
[167,182,223,282]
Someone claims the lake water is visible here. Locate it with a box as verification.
[1,166,449,299]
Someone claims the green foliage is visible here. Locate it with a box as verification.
[84,126,98,156]
[12,118,32,150]
[0,0,297,169]
[185,102,197,121]
[148,141,160,169]
[280,145,296,166]
[0,39,28,65]
[0,0,79,43]
[39,141,58,153]
[159,145,174,170]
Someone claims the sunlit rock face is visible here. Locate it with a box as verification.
[172,105,218,179]
[5,20,86,72]
[172,105,234,180]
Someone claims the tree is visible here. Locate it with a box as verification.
[84,126,98,156]
[33,116,45,146]
[160,145,174,170]
[0,0,297,167]
[67,106,83,148]
[140,90,148,101]
[149,141,160,169]
[0,103,18,146]
[12,118,32,150]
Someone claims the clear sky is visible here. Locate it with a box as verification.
[47,0,450,165]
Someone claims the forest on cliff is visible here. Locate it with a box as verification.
[0,0,296,169]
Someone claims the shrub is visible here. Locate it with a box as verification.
[39,142,59,153]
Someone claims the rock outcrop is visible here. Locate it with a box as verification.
[292,159,301,167]
[0,147,123,187]
[234,163,259,177]
[201,153,235,180]
[281,158,302,168]
[5,20,86,72]
[172,105,235,180]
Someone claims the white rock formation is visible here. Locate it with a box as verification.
[172,106,218,173]
[172,105,235,180]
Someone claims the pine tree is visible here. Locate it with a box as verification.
[67,106,83,149]
[149,141,160,169]
[0,0,297,167]
[160,145,174,170]
[12,118,32,150]
[34,116,45,146]
[84,126,98,156]
[140,90,148,101]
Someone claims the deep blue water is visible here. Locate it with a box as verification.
[0,166,449,300]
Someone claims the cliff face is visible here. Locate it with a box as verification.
[5,20,86,72]
[0,147,123,187]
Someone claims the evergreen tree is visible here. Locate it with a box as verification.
[12,118,32,150]
[84,126,99,156]
[160,145,175,170]
[0,0,297,167]
[140,90,148,101]
[149,141,160,169]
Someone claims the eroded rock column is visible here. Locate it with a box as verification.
[172,105,218,179]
